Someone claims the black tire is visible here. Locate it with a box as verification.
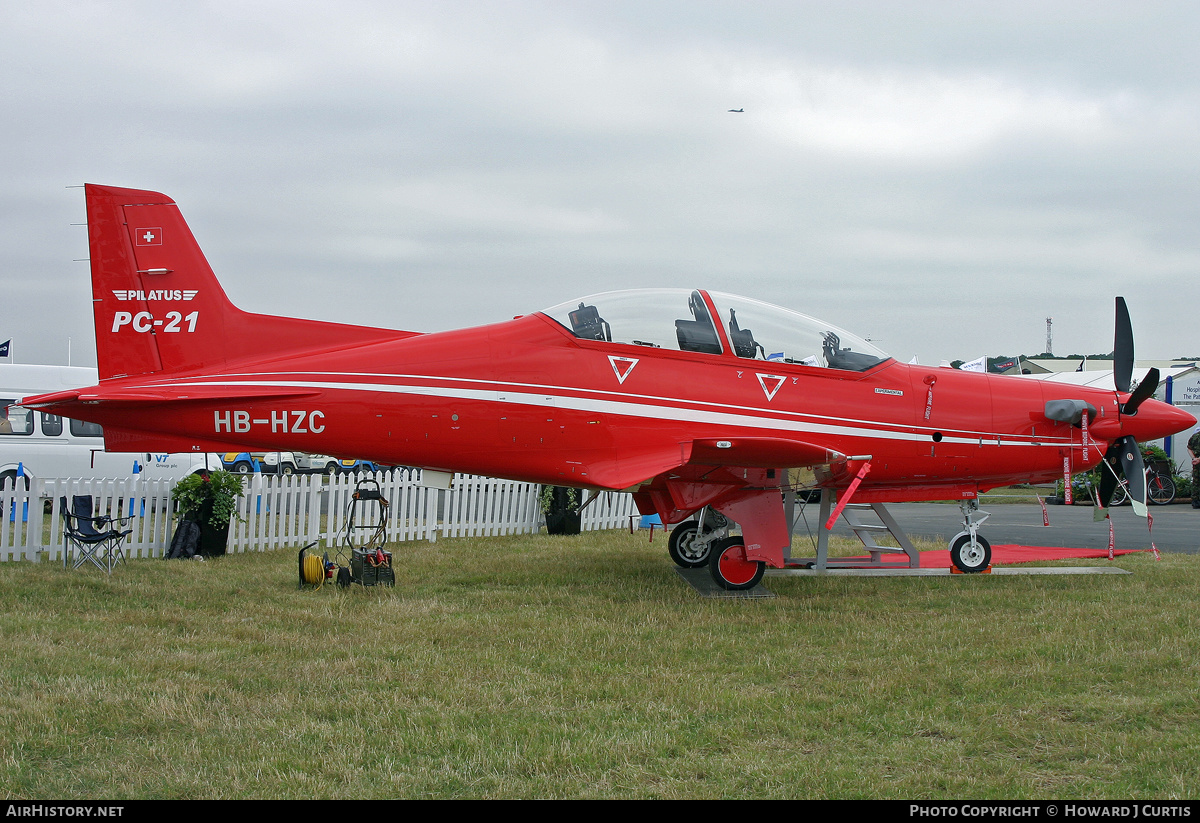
[232,461,253,474]
[0,470,30,491]
[280,463,295,476]
[1148,474,1176,506]
[324,463,339,476]
[667,521,710,568]
[708,537,765,591]
[949,533,991,573]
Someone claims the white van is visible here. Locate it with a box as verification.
[1,363,220,488]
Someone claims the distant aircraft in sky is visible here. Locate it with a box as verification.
[727,108,744,112]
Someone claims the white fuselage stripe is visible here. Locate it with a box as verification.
[136,373,1071,448]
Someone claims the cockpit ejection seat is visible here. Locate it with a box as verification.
[569,303,611,342]
[675,291,722,354]
[727,309,765,359]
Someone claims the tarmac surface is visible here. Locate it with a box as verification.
[792,500,1200,555]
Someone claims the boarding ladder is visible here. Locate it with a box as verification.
[784,489,920,570]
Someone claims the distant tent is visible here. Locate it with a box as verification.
[1017,357,1052,375]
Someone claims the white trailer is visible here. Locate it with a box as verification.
[1,363,220,488]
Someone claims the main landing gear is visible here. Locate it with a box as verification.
[709,537,766,590]
[666,509,765,591]
[668,496,994,589]
[948,500,992,573]
[667,508,729,568]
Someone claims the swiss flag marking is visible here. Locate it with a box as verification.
[135,227,163,246]
[608,356,639,384]
[756,373,786,401]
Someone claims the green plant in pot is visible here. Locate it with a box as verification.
[540,485,581,535]
[172,471,246,556]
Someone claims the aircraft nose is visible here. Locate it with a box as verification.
[1123,399,1197,442]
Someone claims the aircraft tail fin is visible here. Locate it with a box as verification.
[85,184,407,381]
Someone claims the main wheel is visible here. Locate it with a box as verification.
[232,461,253,474]
[1148,473,1176,506]
[708,537,765,591]
[667,521,711,568]
[0,470,30,491]
[949,533,991,573]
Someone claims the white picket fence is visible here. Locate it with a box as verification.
[0,471,641,563]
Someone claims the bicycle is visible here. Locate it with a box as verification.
[1108,463,1176,506]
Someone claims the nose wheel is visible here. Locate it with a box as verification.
[949,532,992,573]
[949,500,992,573]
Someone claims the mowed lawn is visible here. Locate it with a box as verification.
[1,529,1197,799]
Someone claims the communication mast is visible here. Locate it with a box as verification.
[1045,317,1053,356]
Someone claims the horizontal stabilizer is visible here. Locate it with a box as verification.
[22,384,319,409]
[17,389,81,409]
[84,385,319,404]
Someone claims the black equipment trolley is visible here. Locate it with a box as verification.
[337,477,395,587]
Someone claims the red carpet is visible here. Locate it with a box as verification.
[990,545,1141,564]
[869,545,1142,568]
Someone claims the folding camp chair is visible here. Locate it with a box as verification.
[61,495,132,573]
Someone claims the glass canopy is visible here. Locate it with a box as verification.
[540,289,889,372]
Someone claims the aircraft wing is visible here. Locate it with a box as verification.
[579,443,695,490]
[688,437,844,469]
[580,436,843,491]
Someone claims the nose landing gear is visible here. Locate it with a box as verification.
[948,500,992,573]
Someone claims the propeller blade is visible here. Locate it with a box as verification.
[1121,367,1160,415]
[1114,296,1133,393]
[1118,436,1148,517]
[1098,442,1120,509]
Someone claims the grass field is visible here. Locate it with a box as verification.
[1,529,1198,799]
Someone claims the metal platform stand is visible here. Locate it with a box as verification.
[784,489,919,570]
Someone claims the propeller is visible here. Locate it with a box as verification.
[1113,295,1160,413]
[1097,297,1150,515]
[1114,297,1134,393]
[1122,367,1159,415]
[1099,436,1148,517]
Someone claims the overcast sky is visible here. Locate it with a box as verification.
[3,1,1198,369]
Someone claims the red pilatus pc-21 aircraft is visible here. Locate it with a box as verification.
[24,185,1196,589]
